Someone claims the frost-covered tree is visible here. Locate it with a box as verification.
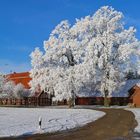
[2,81,15,98]
[30,47,44,92]
[0,74,15,98]
[0,74,5,93]
[0,73,29,99]
[87,6,140,106]
[14,83,29,99]
[30,20,91,106]
[30,6,140,106]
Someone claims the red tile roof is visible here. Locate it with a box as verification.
[6,72,32,89]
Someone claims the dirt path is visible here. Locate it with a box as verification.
[1,109,137,140]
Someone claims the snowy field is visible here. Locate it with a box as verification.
[127,109,140,132]
[0,107,105,138]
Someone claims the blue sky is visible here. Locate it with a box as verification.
[0,0,140,74]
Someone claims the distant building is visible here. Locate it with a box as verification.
[129,84,140,107]
[6,72,31,89]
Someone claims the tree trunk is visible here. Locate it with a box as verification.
[104,89,110,107]
[104,96,110,107]
[68,90,75,108]
[68,98,75,108]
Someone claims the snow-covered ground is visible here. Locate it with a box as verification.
[127,108,140,132]
[0,107,105,137]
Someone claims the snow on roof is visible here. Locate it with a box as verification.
[136,83,140,87]
[77,79,140,98]
[112,79,140,97]
[77,91,102,97]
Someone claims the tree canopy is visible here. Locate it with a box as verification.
[30,6,140,101]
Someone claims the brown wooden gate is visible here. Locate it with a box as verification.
[38,92,52,106]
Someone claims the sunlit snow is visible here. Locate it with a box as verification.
[0,107,105,137]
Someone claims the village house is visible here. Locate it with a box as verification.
[128,84,140,107]
[7,72,31,89]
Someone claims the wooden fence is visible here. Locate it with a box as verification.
[0,97,131,106]
[0,97,52,106]
[75,97,130,106]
